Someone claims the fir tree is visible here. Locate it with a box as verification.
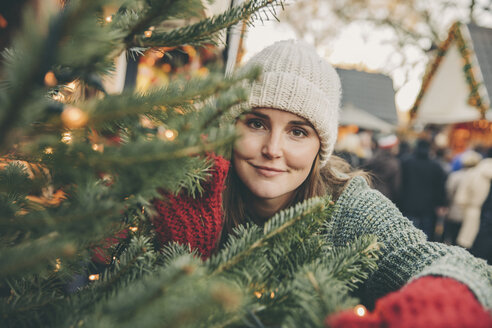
[0,1,380,327]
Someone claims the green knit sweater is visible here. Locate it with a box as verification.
[329,176,492,309]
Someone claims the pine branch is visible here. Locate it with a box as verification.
[121,0,205,46]
[134,0,285,48]
[210,197,328,275]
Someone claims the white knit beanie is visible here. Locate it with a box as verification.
[230,39,341,168]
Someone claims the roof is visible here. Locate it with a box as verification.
[410,22,492,122]
[336,68,398,126]
[467,23,492,104]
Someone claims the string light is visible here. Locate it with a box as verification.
[52,92,65,102]
[44,71,58,87]
[44,147,54,154]
[254,291,262,299]
[354,304,367,317]
[54,258,61,272]
[66,81,77,91]
[129,226,138,232]
[61,105,89,129]
[164,129,177,141]
[105,15,112,23]
[92,143,104,153]
[88,274,100,281]
[61,131,72,144]
[144,30,152,38]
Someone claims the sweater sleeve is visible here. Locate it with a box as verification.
[326,176,492,309]
[152,154,229,259]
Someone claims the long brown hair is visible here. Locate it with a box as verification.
[220,153,368,237]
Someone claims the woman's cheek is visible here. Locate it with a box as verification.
[234,134,260,159]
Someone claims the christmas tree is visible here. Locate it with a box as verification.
[0,1,380,327]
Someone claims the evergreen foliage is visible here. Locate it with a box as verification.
[0,0,380,327]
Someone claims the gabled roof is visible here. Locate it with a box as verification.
[467,23,492,104]
[336,68,398,125]
[410,22,492,121]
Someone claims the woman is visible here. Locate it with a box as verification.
[153,40,492,327]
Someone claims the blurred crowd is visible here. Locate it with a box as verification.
[335,131,492,264]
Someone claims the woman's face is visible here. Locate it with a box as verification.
[233,108,320,210]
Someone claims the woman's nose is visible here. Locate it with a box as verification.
[261,132,283,159]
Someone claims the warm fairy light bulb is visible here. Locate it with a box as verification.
[270,291,275,299]
[61,105,89,129]
[61,131,72,144]
[129,226,138,232]
[44,147,54,154]
[66,81,77,91]
[164,129,177,141]
[92,143,104,153]
[44,71,58,87]
[144,30,152,38]
[52,92,65,102]
[105,15,112,23]
[54,258,61,272]
[88,274,100,281]
[354,304,367,317]
[254,291,262,299]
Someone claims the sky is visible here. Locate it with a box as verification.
[242,19,423,114]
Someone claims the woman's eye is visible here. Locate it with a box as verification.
[247,119,264,129]
[291,128,307,137]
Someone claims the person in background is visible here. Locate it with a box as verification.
[149,40,491,327]
[470,148,492,264]
[443,150,482,245]
[397,138,447,240]
[334,133,364,168]
[455,148,492,251]
[362,134,401,203]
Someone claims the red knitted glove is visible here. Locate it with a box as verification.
[326,276,492,328]
[152,154,229,259]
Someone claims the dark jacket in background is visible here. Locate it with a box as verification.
[398,140,447,239]
[363,149,401,203]
[398,140,447,215]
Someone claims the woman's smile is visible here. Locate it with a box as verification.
[250,163,288,177]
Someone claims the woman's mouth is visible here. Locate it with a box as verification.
[252,164,286,177]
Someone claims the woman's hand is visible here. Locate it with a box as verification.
[326,276,492,328]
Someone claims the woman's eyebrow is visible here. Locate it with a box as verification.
[289,120,314,128]
[247,112,269,119]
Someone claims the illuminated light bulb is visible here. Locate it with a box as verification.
[44,147,54,154]
[52,92,65,102]
[105,15,112,23]
[144,30,152,38]
[129,226,138,232]
[66,81,77,91]
[92,143,104,153]
[61,131,72,144]
[61,105,89,129]
[270,291,275,299]
[44,71,58,87]
[88,274,100,281]
[164,129,177,141]
[254,291,262,299]
[54,258,61,272]
[354,304,367,317]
